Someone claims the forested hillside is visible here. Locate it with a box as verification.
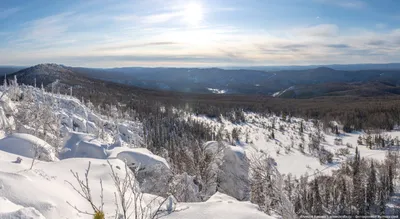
[0,71,400,218]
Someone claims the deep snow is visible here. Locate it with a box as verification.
[0,85,399,218]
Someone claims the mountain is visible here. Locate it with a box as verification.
[8,63,400,98]
[0,66,25,76]
[273,81,400,98]
[70,66,275,94]
[6,64,174,107]
[70,66,400,96]
[225,63,400,71]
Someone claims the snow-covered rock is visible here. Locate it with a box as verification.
[108,147,172,195]
[218,145,250,201]
[59,132,107,159]
[86,120,97,134]
[108,147,169,170]
[171,172,201,202]
[0,133,57,161]
[72,115,87,132]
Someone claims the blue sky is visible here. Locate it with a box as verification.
[0,0,399,67]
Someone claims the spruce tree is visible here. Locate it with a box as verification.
[366,161,376,214]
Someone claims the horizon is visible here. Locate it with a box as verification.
[1,0,400,67]
[2,62,400,70]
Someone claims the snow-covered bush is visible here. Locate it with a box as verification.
[335,148,350,157]
[318,147,334,164]
[170,172,201,202]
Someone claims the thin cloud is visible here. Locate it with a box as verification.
[61,54,253,64]
[19,12,74,42]
[367,40,386,46]
[375,23,387,29]
[315,0,367,9]
[141,12,182,24]
[0,7,20,19]
[96,42,180,51]
[294,24,339,37]
[325,44,351,48]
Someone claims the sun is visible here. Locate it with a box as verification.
[183,3,203,26]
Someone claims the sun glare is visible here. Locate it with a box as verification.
[183,3,203,26]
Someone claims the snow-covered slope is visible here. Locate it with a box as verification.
[187,112,393,177]
[0,149,146,219]
[163,192,275,219]
[1,83,399,218]
[0,148,276,219]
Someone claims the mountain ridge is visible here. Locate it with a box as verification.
[6,63,400,98]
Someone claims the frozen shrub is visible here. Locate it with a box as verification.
[346,142,353,148]
[318,148,334,164]
[335,148,350,157]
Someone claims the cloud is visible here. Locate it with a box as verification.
[18,12,74,42]
[375,23,387,29]
[96,41,180,51]
[315,0,366,9]
[294,24,338,37]
[0,7,20,19]
[141,12,182,24]
[367,40,386,46]
[257,43,309,55]
[280,44,308,51]
[1,1,400,67]
[325,44,351,48]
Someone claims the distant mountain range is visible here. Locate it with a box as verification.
[224,63,400,71]
[3,63,400,98]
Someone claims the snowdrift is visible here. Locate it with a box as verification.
[0,150,134,219]
[0,133,57,161]
[0,149,273,219]
[108,147,170,170]
[59,132,107,159]
[164,192,275,219]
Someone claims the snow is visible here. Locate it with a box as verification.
[163,192,275,219]
[0,207,46,219]
[207,88,227,94]
[0,197,24,213]
[0,149,137,219]
[108,147,170,170]
[187,112,397,177]
[2,83,400,218]
[218,144,250,201]
[59,132,107,159]
[0,133,58,162]
[0,148,275,219]
[272,86,294,97]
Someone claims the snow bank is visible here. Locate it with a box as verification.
[108,147,172,196]
[0,197,23,213]
[0,150,135,219]
[0,133,57,161]
[59,132,107,159]
[108,147,169,170]
[163,192,275,219]
[0,207,46,219]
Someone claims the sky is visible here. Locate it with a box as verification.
[0,0,399,67]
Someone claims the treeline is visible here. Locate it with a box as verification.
[290,149,397,216]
